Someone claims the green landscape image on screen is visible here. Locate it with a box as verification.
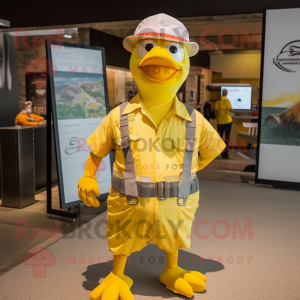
[54,72,106,120]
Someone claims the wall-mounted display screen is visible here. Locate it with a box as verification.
[221,86,252,111]
[46,41,112,208]
[256,7,300,187]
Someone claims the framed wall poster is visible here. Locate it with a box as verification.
[46,41,112,208]
[256,6,300,187]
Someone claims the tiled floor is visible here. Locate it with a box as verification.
[1,178,300,300]
[0,151,254,276]
[0,187,107,275]
[197,150,255,182]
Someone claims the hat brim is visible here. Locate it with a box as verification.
[123,35,199,57]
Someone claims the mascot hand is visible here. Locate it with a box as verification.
[90,272,134,300]
[78,171,100,207]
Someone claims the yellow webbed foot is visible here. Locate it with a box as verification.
[119,274,133,288]
[90,272,134,300]
[159,266,206,298]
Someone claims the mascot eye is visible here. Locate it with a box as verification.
[138,39,157,58]
[145,43,153,51]
[166,42,184,63]
[169,46,178,53]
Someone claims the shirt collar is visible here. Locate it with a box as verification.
[122,93,192,122]
[174,96,192,122]
[122,93,144,115]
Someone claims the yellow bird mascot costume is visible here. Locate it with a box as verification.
[78,13,226,300]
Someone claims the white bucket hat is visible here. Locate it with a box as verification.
[123,13,199,57]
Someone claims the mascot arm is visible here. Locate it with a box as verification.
[15,114,38,126]
[197,117,226,171]
[78,113,113,207]
[31,114,44,122]
[78,152,102,207]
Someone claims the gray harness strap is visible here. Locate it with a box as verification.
[178,105,196,206]
[115,102,197,206]
[112,176,199,198]
[119,102,139,205]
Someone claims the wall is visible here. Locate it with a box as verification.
[114,69,126,104]
[14,29,129,112]
[106,69,115,109]
[210,52,261,106]
[184,67,212,109]
[190,52,210,69]
[89,29,130,69]
[0,34,19,127]
[12,27,212,113]
[210,53,261,79]
[15,31,91,113]
[106,67,138,108]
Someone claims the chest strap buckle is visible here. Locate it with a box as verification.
[156,181,167,200]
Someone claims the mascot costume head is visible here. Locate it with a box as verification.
[123,13,198,102]
[78,13,225,300]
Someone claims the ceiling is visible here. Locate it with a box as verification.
[1,13,263,56]
[88,14,263,53]
[0,18,10,28]
[0,0,298,28]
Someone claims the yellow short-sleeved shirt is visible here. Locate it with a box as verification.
[215,96,233,125]
[87,93,226,255]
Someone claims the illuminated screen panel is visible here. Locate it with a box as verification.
[47,42,112,208]
[221,86,252,111]
[256,8,300,186]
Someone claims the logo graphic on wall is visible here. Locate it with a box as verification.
[273,40,300,72]
[64,137,83,155]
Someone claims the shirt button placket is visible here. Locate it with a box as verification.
[156,132,162,179]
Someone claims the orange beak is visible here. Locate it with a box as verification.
[138,47,182,84]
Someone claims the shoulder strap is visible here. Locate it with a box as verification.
[178,104,196,206]
[119,102,139,204]
[183,103,194,117]
[119,101,129,115]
